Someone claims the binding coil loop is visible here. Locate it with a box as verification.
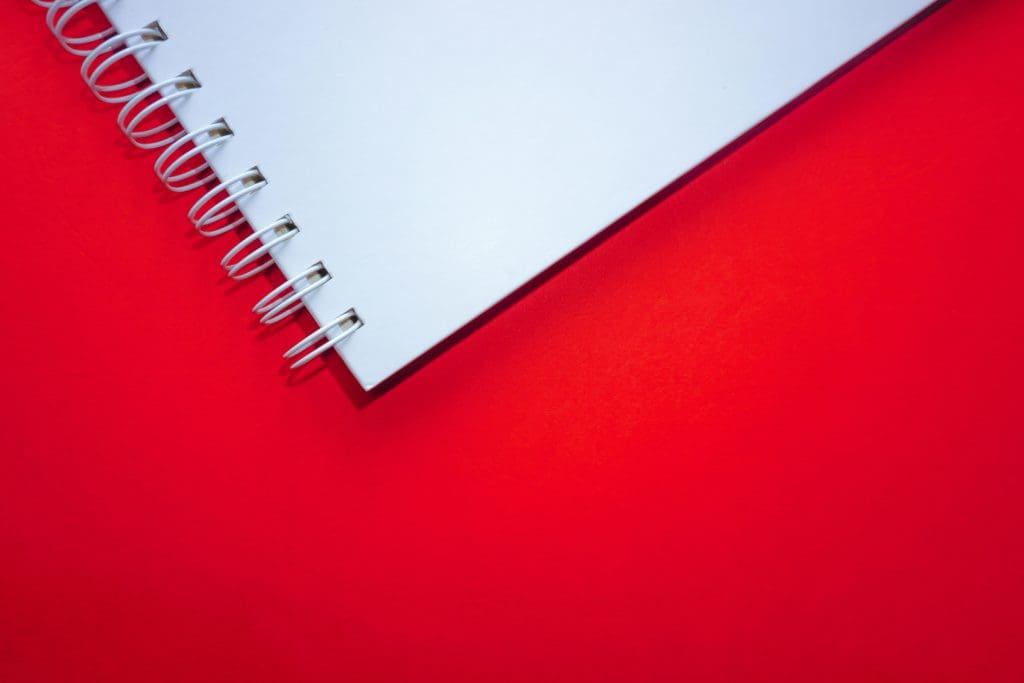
[284,310,363,369]
[117,72,200,149]
[188,167,267,237]
[220,216,299,280]
[154,119,234,192]
[31,1,59,7]
[252,263,332,325]
[46,0,116,56]
[81,24,166,104]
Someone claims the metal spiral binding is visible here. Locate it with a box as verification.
[81,24,166,103]
[47,0,116,56]
[117,71,201,149]
[154,119,234,192]
[31,0,362,375]
[220,216,299,281]
[284,311,363,369]
[187,168,267,236]
[252,264,332,326]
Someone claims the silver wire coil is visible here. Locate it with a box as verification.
[284,310,363,370]
[154,119,234,192]
[81,24,166,104]
[46,0,116,56]
[32,0,365,379]
[220,216,299,281]
[252,264,332,326]
[117,71,201,149]
[188,168,267,237]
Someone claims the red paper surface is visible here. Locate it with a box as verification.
[2,1,1022,681]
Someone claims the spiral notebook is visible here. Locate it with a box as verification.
[37,1,934,390]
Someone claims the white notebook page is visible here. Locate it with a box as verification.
[103,1,932,388]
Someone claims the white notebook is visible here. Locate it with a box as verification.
[39,0,934,389]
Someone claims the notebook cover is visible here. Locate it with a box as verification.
[105,1,933,388]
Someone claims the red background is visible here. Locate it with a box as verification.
[2,1,1022,681]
